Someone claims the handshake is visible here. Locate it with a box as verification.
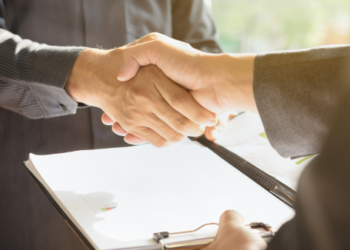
[65,33,257,147]
[65,36,265,249]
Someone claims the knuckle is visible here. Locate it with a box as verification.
[121,118,136,132]
[184,42,192,48]
[139,64,161,82]
[154,139,168,148]
[175,117,191,133]
[194,112,210,124]
[155,38,166,47]
[148,32,162,40]
[170,94,188,110]
[192,124,205,136]
[130,87,155,105]
[145,64,160,75]
[169,132,185,143]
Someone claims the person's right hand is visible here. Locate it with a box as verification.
[202,210,266,250]
[65,48,216,147]
[117,33,258,115]
[106,33,256,142]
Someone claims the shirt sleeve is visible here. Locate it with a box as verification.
[0,6,86,119]
[171,0,222,53]
[253,45,350,158]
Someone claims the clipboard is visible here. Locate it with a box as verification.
[24,136,296,250]
[152,221,274,250]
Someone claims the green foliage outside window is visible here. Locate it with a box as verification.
[211,0,350,53]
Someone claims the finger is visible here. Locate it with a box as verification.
[124,133,147,145]
[218,111,236,125]
[118,56,142,82]
[126,32,169,47]
[118,34,177,81]
[111,122,128,136]
[118,38,189,82]
[101,112,115,125]
[127,126,171,148]
[205,112,236,141]
[118,40,158,81]
[113,97,187,144]
[150,66,217,127]
[153,97,206,137]
[204,120,225,141]
[219,210,245,229]
[204,210,244,250]
[205,126,220,141]
[145,113,187,143]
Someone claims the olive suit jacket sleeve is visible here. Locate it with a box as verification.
[253,46,350,250]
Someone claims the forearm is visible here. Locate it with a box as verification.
[253,45,350,158]
[202,53,257,113]
[203,45,350,158]
[65,48,124,108]
[0,29,85,119]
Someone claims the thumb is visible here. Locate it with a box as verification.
[200,210,245,250]
[219,210,245,229]
[117,40,160,82]
[117,37,196,82]
[117,55,142,81]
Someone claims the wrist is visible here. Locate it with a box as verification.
[226,53,257,113]
[206,53,257,113]
[65,48,103,105]
[65,48,123,107]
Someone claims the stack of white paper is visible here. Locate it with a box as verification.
[26,143,294,250]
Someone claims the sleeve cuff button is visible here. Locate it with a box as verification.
[59,104,68,111]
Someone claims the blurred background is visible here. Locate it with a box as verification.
[205,0,350,53]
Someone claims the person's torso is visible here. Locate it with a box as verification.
[1,0,174,156]
[4,0,173,48]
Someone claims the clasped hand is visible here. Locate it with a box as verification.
[97,33,256,145]
[65,40,217,147]
[98,34,263,250]
[65,33,264,249]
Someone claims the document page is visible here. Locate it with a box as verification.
[216,112,315,189]
[27,143,294,250]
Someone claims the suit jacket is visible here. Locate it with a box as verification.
[253,47,350,249]
[254,45,350,158]
[0,1,221,249]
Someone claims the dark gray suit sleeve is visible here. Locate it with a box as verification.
[0,5,85,119]
[267,89,350,250]
[253,45,350,158]
[171,0,222,53]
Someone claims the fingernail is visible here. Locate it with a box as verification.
[207,117,217,127]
